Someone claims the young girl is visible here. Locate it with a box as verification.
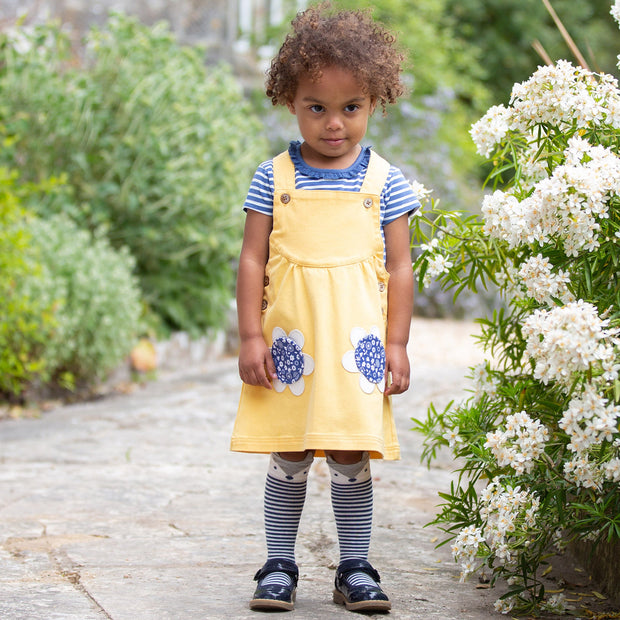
[231,4,420,613]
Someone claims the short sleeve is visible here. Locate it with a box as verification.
[243,160,275,216]
[381,167,421,225]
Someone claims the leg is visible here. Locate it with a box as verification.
[326,450,391,612]
[250,451,314,611]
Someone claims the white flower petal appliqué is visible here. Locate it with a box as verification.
[288,329,304,348]
[271,327,314,396]
[350,326,368,347]
[359,375,376,394]
[289,377,305,396]
[342,350,358,373]
[272,326,287,341]
[342,326,386,394]
[273,378,287,393]
[302,353,314,375]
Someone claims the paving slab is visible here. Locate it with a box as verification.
[0,319,592,619]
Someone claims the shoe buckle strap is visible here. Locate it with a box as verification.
[337,559,381,583]
[254,558,299,584]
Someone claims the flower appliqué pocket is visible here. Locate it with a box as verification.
[342,326,386,394]
[271,327,315,395]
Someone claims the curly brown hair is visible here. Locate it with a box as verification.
[265,3,406,113]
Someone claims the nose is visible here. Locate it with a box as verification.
[325,113,344,131]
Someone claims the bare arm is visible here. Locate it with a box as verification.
[236,210,276,389]
[383,214,414,395]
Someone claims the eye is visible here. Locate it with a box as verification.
[345,104,360,113]
[309,104,324,113]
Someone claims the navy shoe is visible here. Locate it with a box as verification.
[250,558,299,611]
[333,559,391,612]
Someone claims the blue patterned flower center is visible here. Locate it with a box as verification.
[272,337,304,384]
[354,334,385,384]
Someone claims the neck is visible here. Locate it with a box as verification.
[299,143,362,169]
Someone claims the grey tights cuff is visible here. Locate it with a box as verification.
[269,451,314,481]
[326,452,371,483]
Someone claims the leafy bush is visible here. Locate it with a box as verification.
[1,172,141,399]
[0,168,54,398]
[25,213,142,389]
[443,0,620,105]
[0,13,268,335]
[411,36,620,620]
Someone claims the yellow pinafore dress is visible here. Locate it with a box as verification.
[231,150,400,460]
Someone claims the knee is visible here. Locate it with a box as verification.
[325,450,364,465]
[277,450,314,462]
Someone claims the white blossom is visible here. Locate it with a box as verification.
[409,180,433,204]
[564,453,604,490]
[482,138,620,254]
[470,362,500,402]
[470,104,510,157]
[508,60,620,132]
[443,426,463,449]
[451,524,486,580]
[559,384,620,453]
[604,457,620,482]
[494,597,516,614]
[542,593,574,614]
[612,1,620,26]
[420,245,453,288]
[517,255,573,305]
[484,411,549,474]
[522,301,619,387]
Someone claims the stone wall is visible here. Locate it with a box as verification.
[0,0,278,77]
[0,1,310,86]
[572,539,620,603]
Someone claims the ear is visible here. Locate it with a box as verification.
[286,100,297,115]
[369,97,378,116]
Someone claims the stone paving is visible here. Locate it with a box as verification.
[0,319,591,619]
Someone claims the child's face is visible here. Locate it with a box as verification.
[287,66,376,169]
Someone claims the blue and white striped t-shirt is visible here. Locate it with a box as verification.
[243,142,421,239]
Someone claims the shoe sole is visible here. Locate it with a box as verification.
[249,590,296,612]
[333,589,391,612]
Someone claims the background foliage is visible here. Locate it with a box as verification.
[0,169,53,397]
[25,213,143,390]
[0,13,268,336]
[443,0,620,104]
[0,165,141,399]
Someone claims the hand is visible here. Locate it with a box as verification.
[238,335,277,389]
[384,343,410,395]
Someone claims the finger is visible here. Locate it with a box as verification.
[265,349,277,380]
[385,372,407,395]
[385,381,398,395]
[240,364,272,389]
[257,366,273,389]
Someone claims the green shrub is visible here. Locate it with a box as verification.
[25,214,142,388]
[0,168,54,398]
[0,13,268,335]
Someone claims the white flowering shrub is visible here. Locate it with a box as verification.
[411,5,620,614]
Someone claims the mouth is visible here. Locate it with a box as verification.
[323,138,346,147]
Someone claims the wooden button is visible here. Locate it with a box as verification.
[280,193,291,204]
[261,299,268,311]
